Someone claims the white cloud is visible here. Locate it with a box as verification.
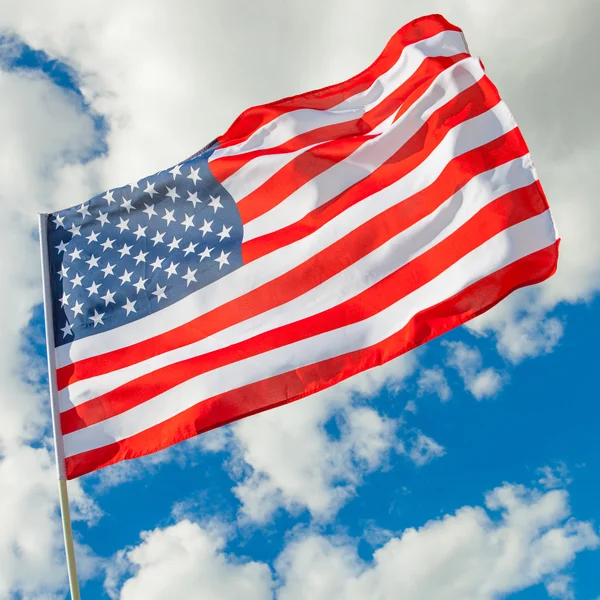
[110,520,273,600]
[276,485,599,600]
[0,68,98,450]
[406,431,446,467]
[403,400,417,414]
[0,65,100,599]
[545,574,574,600]
[210,355,416,523]
[110,483,598,600]
[444,341,504,399]
[467,306,564,364]
[417,367,451,402]
[0,445,99,599]
[537,462,572,490]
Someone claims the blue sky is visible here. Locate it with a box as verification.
[0,2,599,599]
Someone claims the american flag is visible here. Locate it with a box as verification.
[41,14,559,479]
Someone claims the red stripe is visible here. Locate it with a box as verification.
[241,75,502,262]
[235,54,470,223]
[215,15,462,151]
[212,54,469,187]
[65,240,559,479]
[60,184,548,435]
[56,127,527,391]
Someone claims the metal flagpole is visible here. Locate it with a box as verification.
[38,213,82,600]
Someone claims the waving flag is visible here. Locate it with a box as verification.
[40,14,559,479]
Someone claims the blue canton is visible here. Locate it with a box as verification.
[46,144,244,347]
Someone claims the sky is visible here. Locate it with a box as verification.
[0,1,598,599]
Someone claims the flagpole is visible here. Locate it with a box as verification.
[38,213,82,600]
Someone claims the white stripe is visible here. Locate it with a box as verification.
[241,57,484,243]
[220,31,468,204]
[210,29,468,162]
[59,156,537,411]
[223,108,403,210]
[222,143,319,205]
[55,102,517,369]
[63,212,557,458]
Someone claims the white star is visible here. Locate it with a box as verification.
[177,214,193,231]
[54,214,66,229]
[199,219,213,237]
[133,276,148,293]
[96,211,110,227]
[101,262,116,278]
[85,254,100,269]
[85,281,101,297]
[119,269,133,285]
[71,300,84,317]
[143,203,157,219]
[162,208,176,226]
[68,247,83,261]
[151,231,165,246]
[58,265,70,280]
[118,243,133,258]
[100,237,115,252]
[164,262,179,279]
[167,237,181,252]
[59,292,70,307]
[122,297,137,316]
[68,224,81,237]
[129,181,139,192]
[89,309,105,327]
[215,250,231,270]
[133,224,148,240]
[165,186,180,202]
[103,190,116,205]
[56,240,69,254]
[182,267,198,287]
[152,284,167,303]
[60,322,74,338]
[86,230,100,244]
[208,195,223,213]
[150,256,164,271]
[70,273,84,287]
[183,241,198,256]
[144,181,157,198]
[100,289,116,306]
[133,249,149,265]
[116,217,130,233]
[169,164,182,179]
[217,224,232,242]
[198,246,213,262]
[187,166,202,185]
[121,197,135,213]
[77,203,91,219]
[186,191,201,208]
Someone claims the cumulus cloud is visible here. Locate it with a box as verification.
[537,462,572,490]
[0,65,101,598]
[277,485,599,600]
[227,356,416,523]
[406,431,446,467]
[110,483,599,600]
[444,341,505,400]
[545,574,574,600]
[0,445,100,599]
[108,520,273,600]
[417,366,451,402]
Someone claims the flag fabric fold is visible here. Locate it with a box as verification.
[41,14,559,479]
